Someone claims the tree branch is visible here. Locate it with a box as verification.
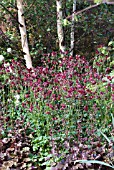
[0,3,23,27]
[66,2,114,20]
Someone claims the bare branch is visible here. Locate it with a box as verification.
[66,2,114,20]
[0,3,22,26]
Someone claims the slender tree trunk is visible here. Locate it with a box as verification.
[70,0,76,56]
[17,0,32,69]
[56,0,66,54]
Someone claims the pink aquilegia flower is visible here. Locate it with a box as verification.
[84,105,88,112]
[112,94,114,101]
[29,104,33,112]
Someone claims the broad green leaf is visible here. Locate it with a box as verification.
[63,19,70,26]
[108,41,114,46]
[45,167,51,170]
[94,0,102,4]
[74,160,114,168]
[111,113,114,128]
[74,16,78,22]
[99,130,111,143]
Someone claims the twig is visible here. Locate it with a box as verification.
[0,3,22,27]
[66,2,114,20]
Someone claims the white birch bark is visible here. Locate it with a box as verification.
[56,0,66,54]
[17,0,32,69]
[70,0,76,56]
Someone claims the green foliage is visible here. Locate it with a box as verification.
[94,0,102,4]
[0,0,114,169]
[1,48,114,167]
[1,0,114,64]
[74,115,114,169]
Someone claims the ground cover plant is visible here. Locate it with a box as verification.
[0,43,114,169]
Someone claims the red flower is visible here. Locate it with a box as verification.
[84,105,88,112]
[49,104,54,109]
[61,103,66,109]
[112,94,114,101]
[46,111,50,114]
[25,94,29,98]
[29,104,33,112]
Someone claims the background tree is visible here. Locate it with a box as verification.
[0,0,114,64]
[70,0,77,56]
[56,0,66,53]
[17,0,32,68]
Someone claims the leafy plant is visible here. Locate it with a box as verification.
[0,49,114,168]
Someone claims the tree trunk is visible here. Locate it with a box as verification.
[70,0,76,56]
[17,0,32,69]
[56,0,66,54]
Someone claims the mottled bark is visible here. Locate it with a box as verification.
[17,0,32,68]
[56,0,66,54]
[70,0,76,56]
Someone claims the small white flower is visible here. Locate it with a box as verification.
[7,48,12,53]
[4,62,13,73]
[4,62,10,67]
[0,55,4,62]
[14,94,20,106]
[14,94,20,100]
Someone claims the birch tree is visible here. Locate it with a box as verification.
[70,0,76,56]
[56,0,66,54]
[17,0,32,69]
